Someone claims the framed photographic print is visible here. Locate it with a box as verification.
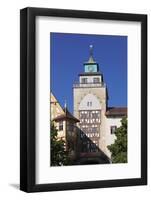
[20,7,147,192]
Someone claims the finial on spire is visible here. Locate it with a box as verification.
[88,44,95,63]
[64,99,67,108]
[64,99,67,114]
[89,44,93,57]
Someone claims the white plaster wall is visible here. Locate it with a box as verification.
[79,93,101,110]
[104,117,123,157]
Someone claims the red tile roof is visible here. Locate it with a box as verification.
[53,108,80,123]
[106,107,127,117]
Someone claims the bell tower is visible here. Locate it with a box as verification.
[84,44,100,73]
[73,45,109,156]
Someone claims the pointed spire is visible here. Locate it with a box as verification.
[89,44,93,57]
[64,99,67,114]
[88,44,95,63]
[64,99,67,108]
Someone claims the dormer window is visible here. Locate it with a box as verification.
[87,101,92,107]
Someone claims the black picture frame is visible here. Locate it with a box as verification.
[20,7,147,192]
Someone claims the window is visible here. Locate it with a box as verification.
[87,141,90,152]
[110,126,117,134]
[87,101,92,107]
[68,124,74,132]
[81,78,87,84]
[80,133,84,139]
[59,121,63,131]
[81,141,87,152]
[68,141,74,151]
[93,77,100,83]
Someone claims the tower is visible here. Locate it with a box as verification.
[73,45,109,161]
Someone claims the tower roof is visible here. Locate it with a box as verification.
[53,107,80,123]
[106,107,127,117]
[86,45,96,63]
[83,45,100,73]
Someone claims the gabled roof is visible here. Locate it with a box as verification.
[53,107,80,123]
[106,107,127,117]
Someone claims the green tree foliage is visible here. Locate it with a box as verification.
[50,123,70,166]
[108,117,127,163]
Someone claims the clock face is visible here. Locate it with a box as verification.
[85,64,97,73]
[88,65,94,72]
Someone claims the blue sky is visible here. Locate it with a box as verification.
[50,32,127,113]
